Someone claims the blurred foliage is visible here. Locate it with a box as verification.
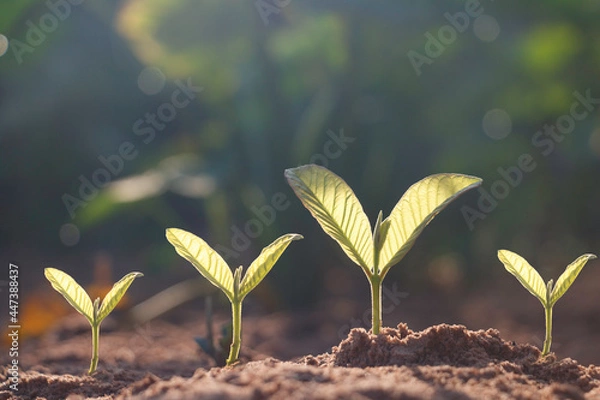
[1,0,599,309]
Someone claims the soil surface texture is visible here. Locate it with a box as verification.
[1,316,599,400]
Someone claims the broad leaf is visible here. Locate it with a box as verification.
[240,234,303,298]
[377,174,482,275]
[97,272,144,322]
[44,268,94,324]
[550,254,596,305]
[166,228,234,300]
[285,165,374,272]
[497,250,547,305]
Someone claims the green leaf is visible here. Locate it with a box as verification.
[166,228,234,300]
[497,250,547,305]
[44,268,94,324]
[285,165,374,272]
[372,211,384,269]
[550,253,596,306]
[233,266,243,299]
[377,174,482,275]
[97,272,144,323]
[372,210,384,244]
[240,233,303,298]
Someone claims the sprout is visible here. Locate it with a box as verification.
[166,228,302,365]
[285,164,481,334]
[44,268,143,374]
[497,250,597,356]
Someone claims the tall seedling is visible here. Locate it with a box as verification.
[166,228,302,365]
[44,268,143,374]
[285,164,481,334]
[497,250,596,356]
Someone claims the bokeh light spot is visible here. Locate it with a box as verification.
[589,129,600,157]
[137,66,166,95]
[482,108,512,140]
[473,15,500,43]
[59,223,80,246]
[0,34,9,57]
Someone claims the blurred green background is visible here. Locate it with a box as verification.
[1,0,599,312]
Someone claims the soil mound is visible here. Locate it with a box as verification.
[332,323,540,367]
[324,323,600,396]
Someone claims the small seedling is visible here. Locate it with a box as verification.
[195,295,233,366]
[497,250,597,356]
[285,164,481,334]
[166,228,302,366]
[44,268,143,374]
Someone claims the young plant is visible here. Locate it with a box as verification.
[497,250,597,356]
[165,228,302,366]
[285,164,481,334]
[44,268,143,374]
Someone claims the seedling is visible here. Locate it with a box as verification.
[497,250,597,356]
[44,268,143,374]
[285,164,481,334]
[195,295,233,366]
[165,228,302,365]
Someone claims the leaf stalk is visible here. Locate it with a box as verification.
[542,304,552,356]
[370,275,382,335]
[226,300,242,366]
[89,323,100,374]
[541,279,554,356]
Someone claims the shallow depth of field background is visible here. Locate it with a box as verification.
[1,1,600,355]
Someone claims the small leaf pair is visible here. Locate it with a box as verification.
[166,228,302,365]
[497,250,597,355]
[44,268,143,374]
[285,164,482,334]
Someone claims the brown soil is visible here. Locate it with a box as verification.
[1,316,599,400]
[3,265,600,399]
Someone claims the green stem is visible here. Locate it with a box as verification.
[89,323,100,374]
[370,276,382,335]
[226,300,242,366]
[541,305,553,356]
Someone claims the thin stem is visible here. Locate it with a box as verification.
[89,323,100,374]
[541,305,553,356]
[226,300,242,366]
[370,276,382,335]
